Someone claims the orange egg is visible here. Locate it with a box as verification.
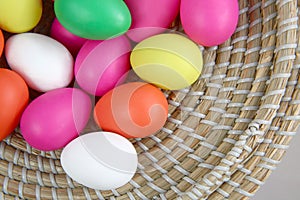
[94,82,168,138]
[0,29,4,57]
[0,68,29,141]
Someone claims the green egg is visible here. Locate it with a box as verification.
[54,0,132,40]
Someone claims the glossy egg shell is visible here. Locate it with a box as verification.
[94,82,168,138]
[125,0,180,42]
[0,29,4,57]
[0,68,29,141]
[54,0,132,40]
[5,33,74,92]
[0,0,42,33]
[20,88,91,151]
[180,0,239,47]
[50,18,87,57]
[130,33,203,90]
[75,36,131,96]
[61,131,138,190]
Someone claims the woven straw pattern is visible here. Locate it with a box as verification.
[1,0,300,199]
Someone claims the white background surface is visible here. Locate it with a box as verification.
[253,128,300,200]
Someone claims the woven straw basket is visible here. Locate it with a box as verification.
[1,0,300,199]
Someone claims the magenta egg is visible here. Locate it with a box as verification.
[125,0,180,42]
[50,18,87,56]
[75,35,131,96]
[20,88,92,151]
[180,0,239,47]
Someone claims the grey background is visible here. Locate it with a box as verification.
[253,127,300,200]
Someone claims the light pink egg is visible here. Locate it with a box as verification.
[20,88,91,151]
[124,0,180,42]
[181,0,239,47]
[75,36,131,96]
[51,18,87,56]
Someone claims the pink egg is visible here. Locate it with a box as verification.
[20,88,91,151]
[181,0,239,47]
[124,0,180,42]
[75,35,131,96]
[50,18,87,56]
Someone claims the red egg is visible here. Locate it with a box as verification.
[0,68,29,141]
[94,82,168,138]
[0,29,4,57]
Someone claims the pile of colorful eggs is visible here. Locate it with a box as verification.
[0,0,239,190]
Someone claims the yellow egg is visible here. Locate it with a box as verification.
[0,0,42,33]
[130,33,203,90]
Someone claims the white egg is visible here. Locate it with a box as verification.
[61,131,138,190]
[5,33,73,92]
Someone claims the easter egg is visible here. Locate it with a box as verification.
[94,82,168,138]
[20,88,91,151]
[0,29,3,57]
[61,131,138,190]
[130,33,203,90]
[75,35,131,96]
[0,69,29,141]
[181,0,239,46]
[51,18,87,56]
[0,0,42,33]
[5,33,74,92]
[54,0,132,40]
[124,0,180,42]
